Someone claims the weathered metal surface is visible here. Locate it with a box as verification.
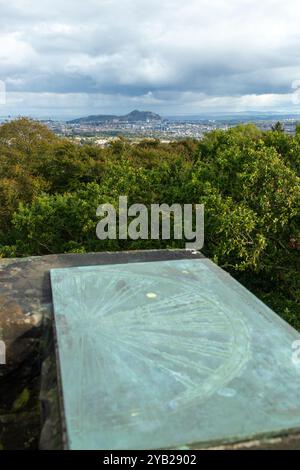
[0,250,204,449]
[51,258,300,450]
[1,249,300,450]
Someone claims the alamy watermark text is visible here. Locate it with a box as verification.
[96,196,204,251]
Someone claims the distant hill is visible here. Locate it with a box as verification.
[119,110,162,122]
[68,110,162,124]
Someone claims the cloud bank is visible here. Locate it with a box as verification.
[1,0,300,117]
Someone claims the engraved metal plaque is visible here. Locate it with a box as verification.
[50,258,300,450]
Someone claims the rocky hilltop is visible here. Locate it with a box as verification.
[68,109,162,124]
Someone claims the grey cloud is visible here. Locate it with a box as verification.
[1,0,300,115]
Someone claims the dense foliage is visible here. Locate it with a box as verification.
[0,118,299,328]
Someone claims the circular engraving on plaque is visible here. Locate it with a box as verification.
[55,265,251,424]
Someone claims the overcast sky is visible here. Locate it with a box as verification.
[1,0,300,117]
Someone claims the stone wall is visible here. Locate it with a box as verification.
[0,254,72,450]
[0,258,46,449]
